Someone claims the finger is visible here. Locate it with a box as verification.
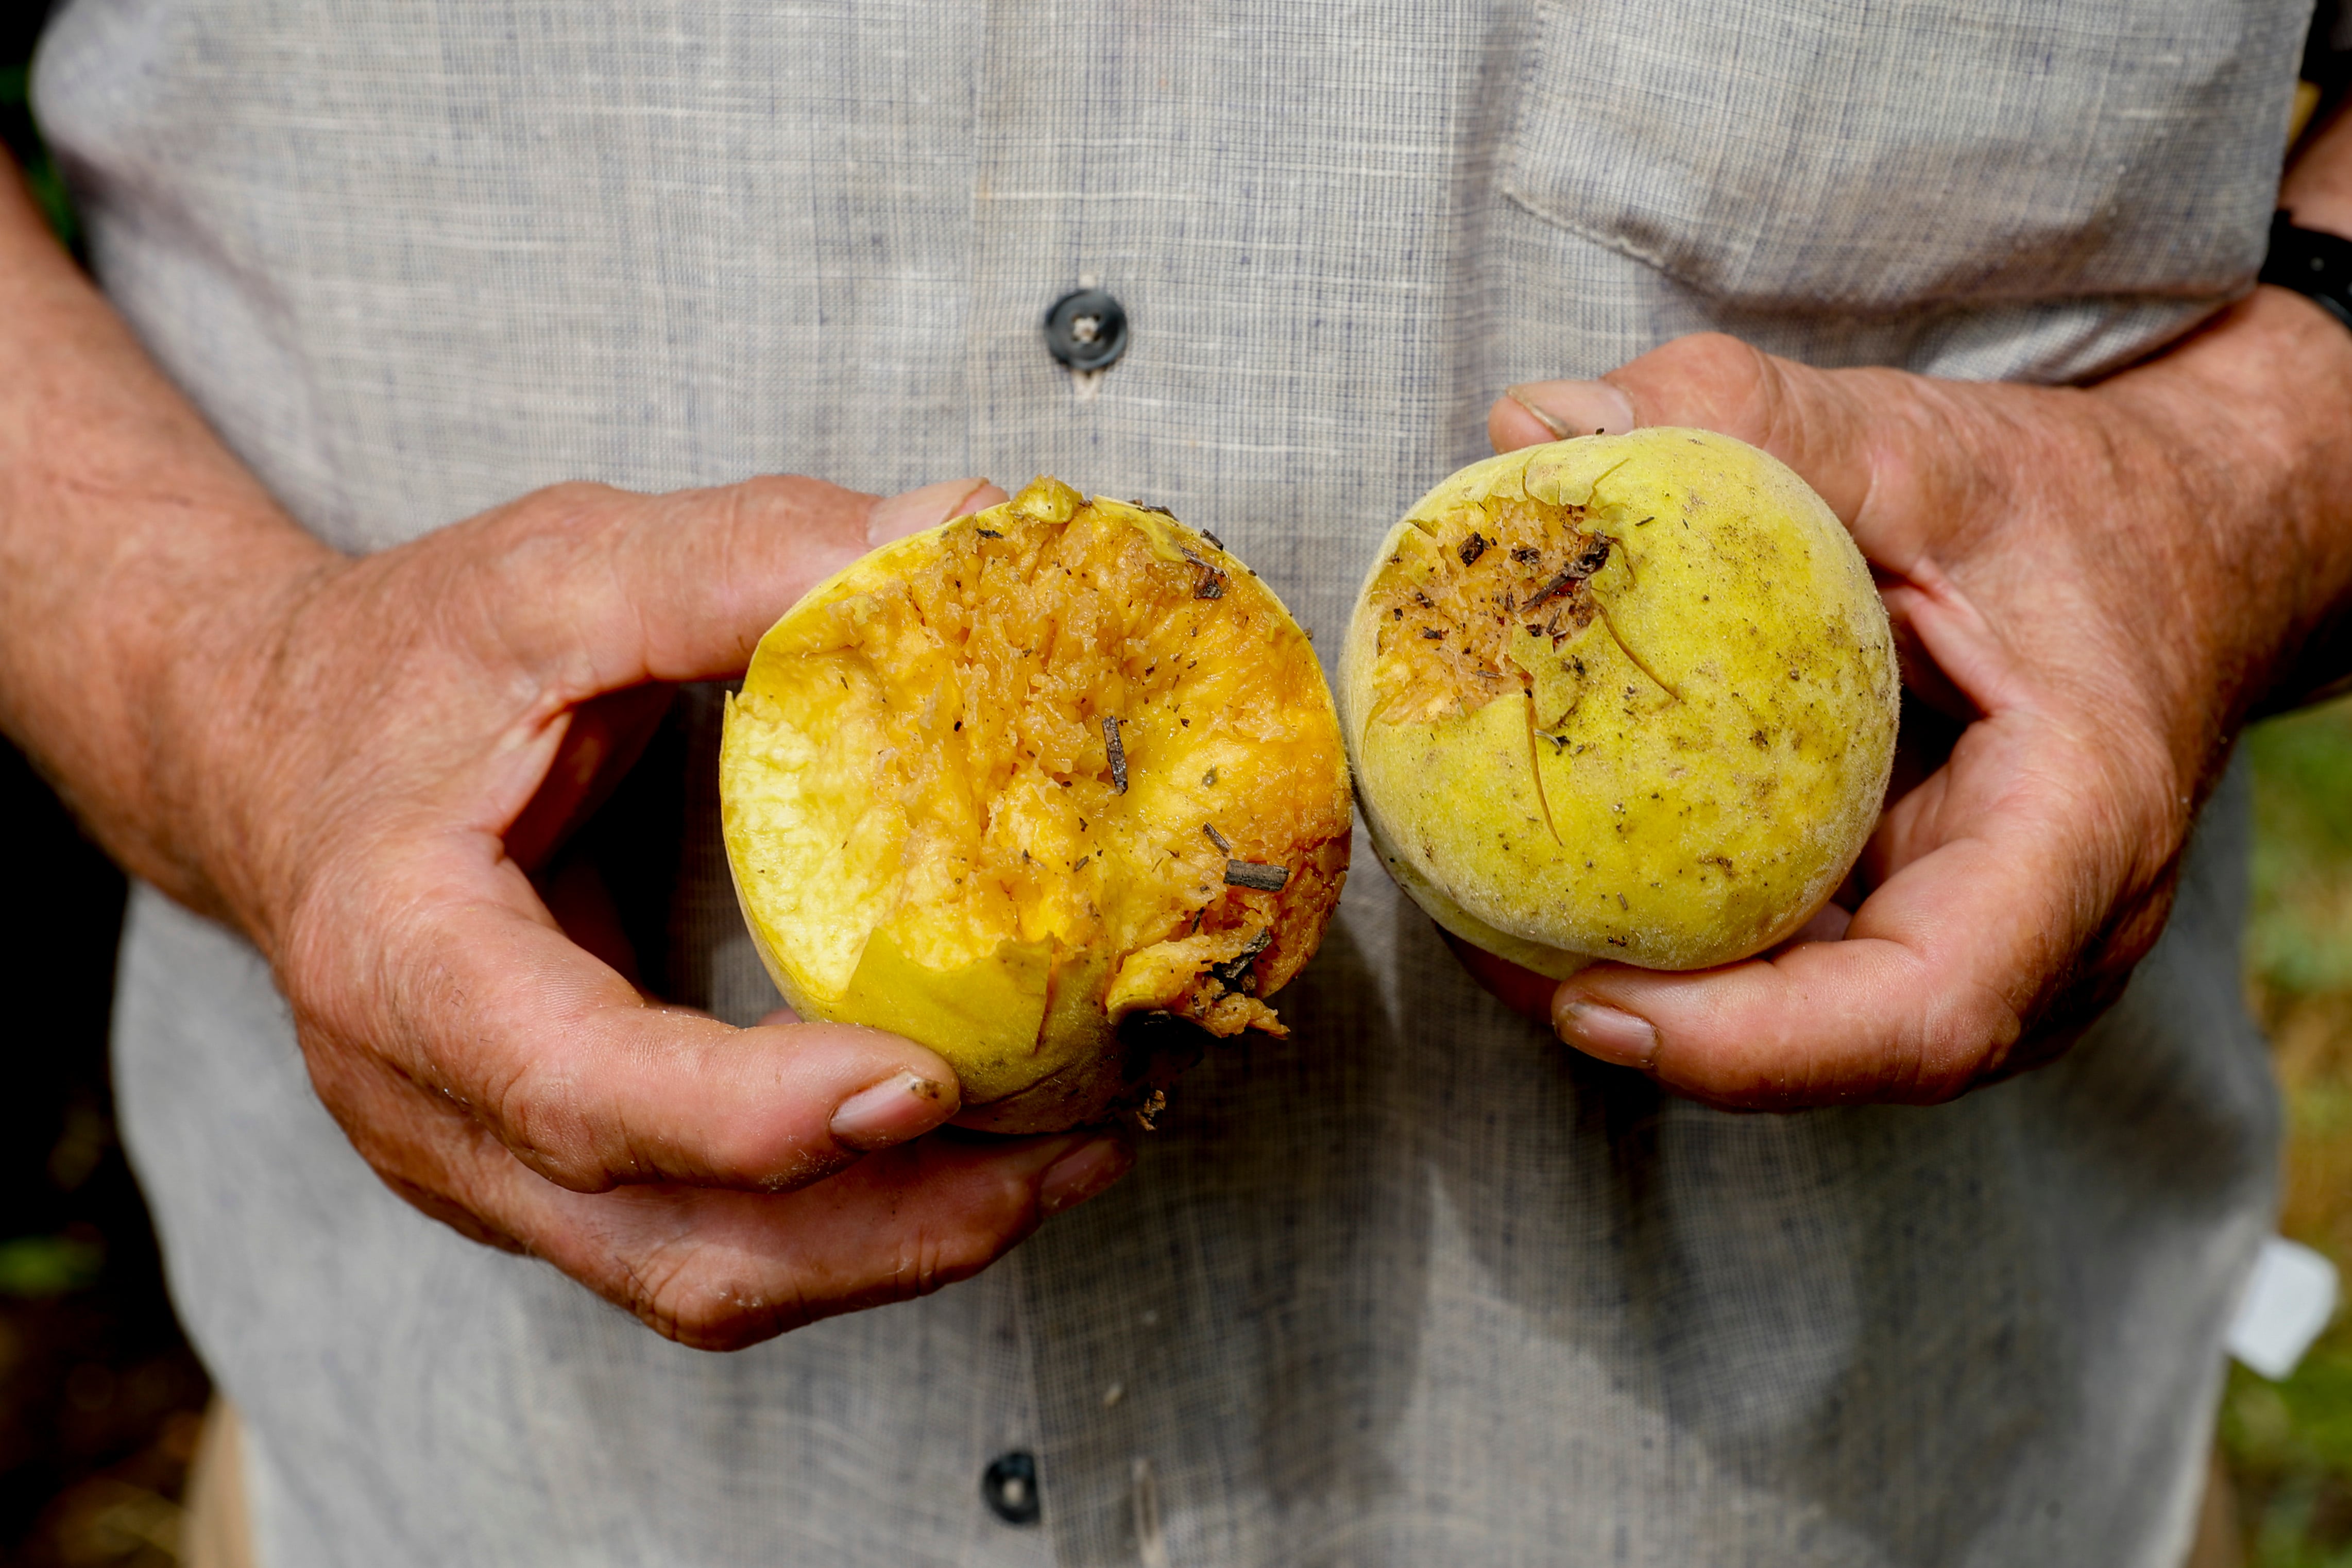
[1497,342,1885,512]
[454,922,959,1184]
[392,1104,1135,1350]
[1490,381,1636,451]
[1491,337,2004,567]
[1551,770,2043,1107]
[473,473,1008,697]
[492,477,1004,853]
[294,838,978,1190]
[868,478,1007,544]
[1546,573,2090,1106]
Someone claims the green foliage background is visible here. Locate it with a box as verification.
[2225,700,2352,1565]
[0,60,72,249]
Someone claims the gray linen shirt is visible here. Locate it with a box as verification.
[35,1,2304,1563]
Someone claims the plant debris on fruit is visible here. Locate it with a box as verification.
[1104,714,1128,794]
[722,476,1352,1133]
[1340,430,1899,977]
[1206,927,1274,994]
[1181,546,1228,600]
[1224,860,1289,891]
[1364,489,1640,725]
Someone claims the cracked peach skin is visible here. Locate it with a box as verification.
[1339,429,1897,978]
[720,476,1351,1133]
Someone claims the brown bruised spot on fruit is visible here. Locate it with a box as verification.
[723,476,1351,1128]
[1104,923,1286,1038]
[1366,493,1642,728]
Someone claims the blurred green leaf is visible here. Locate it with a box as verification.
[2223,1348,2352,1565]
[0,1233,104,1297]
[2225,698,2352,1562]
[2270,1347,2352,1472]
[2,56,78,250]
[2251,703,2352,995]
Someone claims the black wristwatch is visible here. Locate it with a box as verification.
[2260,210,2352,330]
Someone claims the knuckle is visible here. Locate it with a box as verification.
[520,479,626,527]
[643,1221,1012,1353]
[894,1223,974,1300]
[823,1223,1003,1326]
[727,472,828,512]
[476,482,630,595]
[1645,332,1779,436]
[1672,330,1771,388]
[904,1221,1006,1295]
[489,1058,615,1192]
[1668,330,1768,382]
[615,1245,701,1343]
[715,475,854,561]
[1932,984,2027,1093]
[628,1251,800,1352]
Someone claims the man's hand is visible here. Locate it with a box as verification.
[242,474,1137,1348]
[0,166,1129,1350]
[1472,288,2352,1109]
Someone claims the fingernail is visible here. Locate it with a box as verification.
[1038,1136,1134,1217]
[1554,999,1658,1069]
[867,478,995,545]
[829,1070,955,1151]
[1507,381,1638,440]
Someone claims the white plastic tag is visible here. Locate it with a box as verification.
[2228,1236,2340,1380]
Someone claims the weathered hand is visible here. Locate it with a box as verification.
[178,474,1130,1348]
[1470,299,2352,1108]
[0,166,1128,1349]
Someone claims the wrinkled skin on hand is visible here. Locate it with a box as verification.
[1475,311,2352,1110]
[0,146,1135,1349]
[172,475,1134,1349]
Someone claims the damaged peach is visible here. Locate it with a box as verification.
[721,476,1351,1131]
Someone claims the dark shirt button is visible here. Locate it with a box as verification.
[1043,288,1129,371]
[982,1450,1042,1525]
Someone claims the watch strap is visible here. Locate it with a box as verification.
[2261,210,2352,331]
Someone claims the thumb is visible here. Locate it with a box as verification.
[476,473,1006,700]
[866,476,1009,545]
[483,472,1002,865]
[1490,332,1952,529]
